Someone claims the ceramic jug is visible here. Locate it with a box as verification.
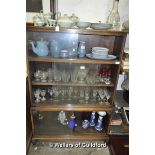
[30,38,49,56]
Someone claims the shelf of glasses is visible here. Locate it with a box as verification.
[28,56,120,65]
[31,103,113,111]
[31,81,114,87]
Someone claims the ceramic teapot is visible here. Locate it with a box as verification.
[30,38,49,56]
[70,13,79,23]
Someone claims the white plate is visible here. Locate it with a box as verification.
[86,53,117,60]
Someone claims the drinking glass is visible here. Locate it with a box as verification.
[61,71,70,83]
[70,71,78,83]
[47,68,54,82]
[53,70,61,82]
[77,66,88,83]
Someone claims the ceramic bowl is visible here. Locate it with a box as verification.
[35,20,45,27]
[90,23,112,30]
[57,20,75,28]
[60,50,69,58]
[76,22,90,29]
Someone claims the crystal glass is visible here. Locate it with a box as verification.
[70,71,78,83]
[47,68,54,82]
[77,66,88,83]
[52,86,60,101]
[60,87,67,100]
[84,87,90,103]
[48,88,53,101]
[40,90,46,101]
[34,70,42,82]
[79,87,84,103]
[61,71,70,83]
[106,0,120,30]
[34,89,41,103]
[53,70,61,82]
[67,87,74,100]
[73,87,78,100]
[40,71,48,82]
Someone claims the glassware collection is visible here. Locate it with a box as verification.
[33,64,112,85]
[33,86,111,105]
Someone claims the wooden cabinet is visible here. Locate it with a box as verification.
[26,24,127,142]
[109,135,129,155]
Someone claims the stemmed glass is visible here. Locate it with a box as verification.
[34,89,41,103]
[60,87,67,101]
[73,87,78,101]
[40,90,46,102]
[79,87,85,103]
[91,88,98,103]
[48,88,53,101]
[40,71,48,82]
[67,87,74,100]
[84,87,90,103]
[34,70,42,82]
[52,86,60,101]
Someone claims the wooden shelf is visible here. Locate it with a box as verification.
[28,56,120,64]
[26,24,128,36]
[31,103,113,111]
[32,81,114,87]
[32,134,109,141]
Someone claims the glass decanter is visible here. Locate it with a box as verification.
[107,0,120,30]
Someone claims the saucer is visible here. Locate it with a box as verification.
[86,53,116,60]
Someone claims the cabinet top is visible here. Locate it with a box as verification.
[26,24,128,36]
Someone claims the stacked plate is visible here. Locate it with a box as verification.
[86,47,117,60]
[92,47,109,59]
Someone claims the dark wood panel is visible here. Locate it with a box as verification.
[109,135,129,155]
[28,57,120,64]
[26,24,128,36]
[31,104,113,112]
[31,81,114,87]
[32,134,109,141]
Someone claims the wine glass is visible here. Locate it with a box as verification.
[48,88,53,101]
[34,89,41,103]
[40,90,46,101]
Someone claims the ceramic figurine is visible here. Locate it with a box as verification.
[90,111,96,126]
[95,111,106,131]
[82,120,89,129]
[67,113,77,129]
[58,111,67,125]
